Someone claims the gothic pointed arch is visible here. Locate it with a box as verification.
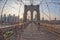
[23,5,40,22]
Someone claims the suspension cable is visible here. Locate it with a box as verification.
[41,2,49,20]
[1,0,8,23]
[39,0,44,5]
[41,10,50,20]
[45,0,51,21]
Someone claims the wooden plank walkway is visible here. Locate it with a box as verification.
[20,23,60,40]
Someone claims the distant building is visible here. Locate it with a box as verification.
[0,14,20,24]
[13,14,15,22]
[55,17,56,21]
[8,14,12,23]
[42,17,44,21]
[0,14,3,22]
[35,14,37,21]
[0,15,1,22]
[3,14,6,22]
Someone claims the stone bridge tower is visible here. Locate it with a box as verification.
[23,5,40,22]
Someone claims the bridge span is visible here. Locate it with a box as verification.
[0,22,60,40]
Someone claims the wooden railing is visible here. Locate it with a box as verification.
[0,22,30,40]
[40,23,60,37]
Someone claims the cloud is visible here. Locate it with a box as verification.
[0,0,2,1]
[0,0,60,20]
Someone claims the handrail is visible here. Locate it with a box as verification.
[40,23,60,37]
[0,22,30,40]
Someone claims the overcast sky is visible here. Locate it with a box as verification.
[0,0,60,20]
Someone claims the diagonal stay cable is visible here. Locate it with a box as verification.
[39,0,44,5]
[41,3,50,20]
[16,0,24,5]
[45,0,51,20]
[39,0,44,20]
[41,2,50,20]
[40,2,60,5]
[41,10,50,20]
[47,2,60,5]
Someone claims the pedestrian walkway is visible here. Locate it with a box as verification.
[20,23,59,40]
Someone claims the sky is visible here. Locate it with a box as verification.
[0,0,60,20]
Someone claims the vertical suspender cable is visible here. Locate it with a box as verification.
[45,0,51,21]
[39,0,44,21]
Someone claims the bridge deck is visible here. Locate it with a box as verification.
[20,23,59,40]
